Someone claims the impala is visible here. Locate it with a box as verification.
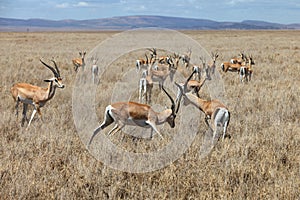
[88,85,179,147]
[72,50,86,72]
[175,70,230,142]
[11,59,64,128]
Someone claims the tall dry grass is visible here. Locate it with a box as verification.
[0,30,299,199]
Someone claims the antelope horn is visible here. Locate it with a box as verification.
[51,59,60,77]
[161,85,176,115]
[40,59,59,78]
[145,53,149,64]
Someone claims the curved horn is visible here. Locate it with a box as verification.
[161,85,176,114]
[145,53,149,64]
[40,59,58,77]
[51,59,60,77]
[183,69,196,92]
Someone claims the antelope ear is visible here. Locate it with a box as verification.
[44,79,51,82]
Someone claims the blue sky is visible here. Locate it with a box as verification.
[0,0,299,24]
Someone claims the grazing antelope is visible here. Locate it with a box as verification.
[91,57,99,84]
[72,50,86,72]
[181,47,192,68]
[175,70,230,142]
[11,59,64,128]
[88,85,179,147]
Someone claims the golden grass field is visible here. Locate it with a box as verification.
[0,30,299,199]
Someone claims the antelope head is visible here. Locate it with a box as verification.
[40,59,64,88]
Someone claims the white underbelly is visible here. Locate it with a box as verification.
[18,96,34,105]
[126,118,150,128]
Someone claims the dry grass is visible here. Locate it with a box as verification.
[0,30,299,199]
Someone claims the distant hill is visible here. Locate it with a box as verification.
[0,15,299,31]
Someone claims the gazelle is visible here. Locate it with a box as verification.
[181,47,192,68]
[136,48,157,73]
[239,56,255,82]
[11,59,64,128]
[230,52,245,64]
[91,57,99,84]
[175,70,230,142]
[72,50,86,72]
[192,56,211,81]
[139,70,153,104]
[88,85,179,147]
[208,52,219,75]
[149,58,178,100]
[220,61,243,73]
[175,77,206,102]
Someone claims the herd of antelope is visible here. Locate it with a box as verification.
[11,48,255,148]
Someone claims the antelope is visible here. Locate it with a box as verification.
[139,70,153,104]
[181,47,192,68]
[139,57,177,104]
[175,70,230,142]
[136,48,157,73]
[88,85,179,147]
[11,59,64,128]
[220,61,244,73]
[72,50,86,72]
[239,66,249,83]
[175,77,206,102]
[138,53,179,104]
[192,56,211,81]
[91,57,99,84]
[230,52,245,64]
[208,52,219,75]
[239,56,255,82]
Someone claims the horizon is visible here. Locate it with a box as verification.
[1,15,299,26]
[1,1,300,24]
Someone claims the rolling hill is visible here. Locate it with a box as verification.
[0,15,299,31]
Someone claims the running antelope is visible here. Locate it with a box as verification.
[88,85,179,147]
[11,59,64,128]
[175,70,230,142]
[72,50,86,72]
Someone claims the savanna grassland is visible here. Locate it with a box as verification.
[0,30,299,199]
